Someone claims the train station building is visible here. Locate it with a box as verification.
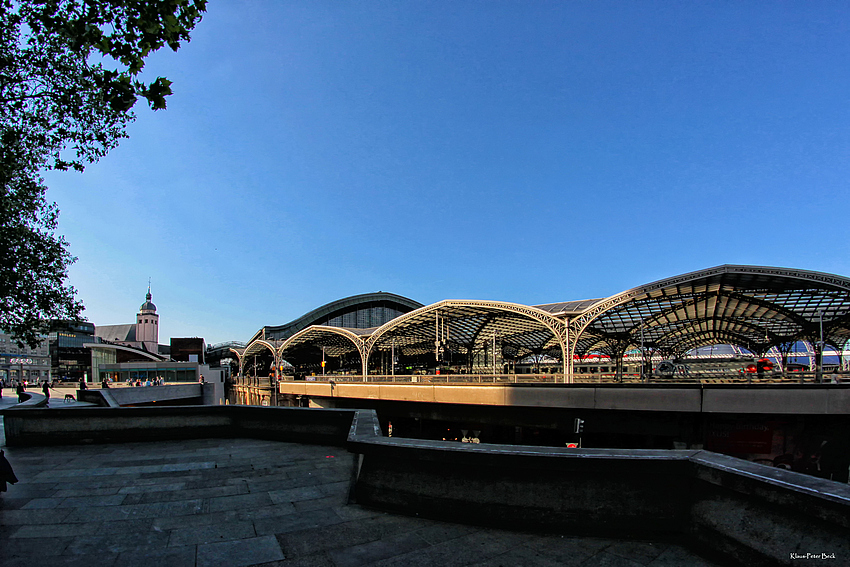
[230,265,850,382]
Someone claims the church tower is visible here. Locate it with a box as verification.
[136,285,159,351]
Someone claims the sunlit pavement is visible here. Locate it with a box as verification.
[1,385,99,410]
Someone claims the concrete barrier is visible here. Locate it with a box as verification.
[346,413,850,567]
[13,391,47,408]
[1,405,355,446]
[2,404,847,566]
[76,383,206,407]
[688,452,850,566]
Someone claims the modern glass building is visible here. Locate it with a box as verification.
[97,361,210,384]
[49,320,98,381]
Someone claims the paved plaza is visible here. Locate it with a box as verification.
[0,385,89,410]
[0,430,724,566]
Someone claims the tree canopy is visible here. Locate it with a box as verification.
[0,0,206,347]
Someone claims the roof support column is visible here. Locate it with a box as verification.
[567,331,577,385]
[601,338,630,383]
[800,339,820,382]
[273,345,281,385]
[614,350,625,382]
[775,341,796,376]
[815,341,823,383]
[229,348,245,384]
[361,345,369,382]
[563,321,572,384]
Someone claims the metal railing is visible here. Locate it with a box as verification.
[266,371,846,385]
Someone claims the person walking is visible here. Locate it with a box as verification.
[16,382,25,403]
[42,380,50,406]
[0,450,18,492]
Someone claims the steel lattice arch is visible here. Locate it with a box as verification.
[230,265,850,381]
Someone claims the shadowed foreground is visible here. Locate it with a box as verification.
[0,438,720,567]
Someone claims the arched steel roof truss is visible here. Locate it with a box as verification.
[366,300,568,365]
[238,265,850,381]
[569,265,850,360]
[279,326,367,360]
[243,340,278,359]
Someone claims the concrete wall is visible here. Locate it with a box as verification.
[1,405,355,446]
[352,440,693,537]
[2,405,848,566]
[689,452,850,566]
[346,413,850,567]
[78,384,208,407]
[280,381,850,415]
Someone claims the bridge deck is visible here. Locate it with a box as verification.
[275,378,850,414]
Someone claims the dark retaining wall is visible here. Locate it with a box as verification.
[1,405,355,446]
[3,405,848,566]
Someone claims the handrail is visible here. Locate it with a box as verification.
[269,371,844,385]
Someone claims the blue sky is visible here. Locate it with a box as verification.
[44,1,850,345]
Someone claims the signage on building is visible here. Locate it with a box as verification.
[706,420,774,454]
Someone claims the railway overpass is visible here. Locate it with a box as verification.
[269,377,850,479]
[277,377,850,415]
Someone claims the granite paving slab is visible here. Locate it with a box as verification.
[0,437,723,567]
[197,534,284,567]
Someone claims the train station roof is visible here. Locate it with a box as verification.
[235,265,850,368]
[248,292,423,344]
[568,265,850,358]
[367,300,565,360]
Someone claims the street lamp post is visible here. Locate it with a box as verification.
[492,333,497,379]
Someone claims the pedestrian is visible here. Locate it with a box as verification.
[42,381,50,405]
[79,378,87,391]
[0,380,3,399]
[16,382,25,403]
[0,450,19,492]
